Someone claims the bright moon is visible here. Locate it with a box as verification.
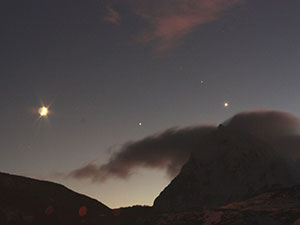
[39,106,48,117]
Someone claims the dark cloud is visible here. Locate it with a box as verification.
[69,110,300,183]
[224,110,300,139]
[224,110,300,163]
[104,0,244,51]
[70,126,216,182]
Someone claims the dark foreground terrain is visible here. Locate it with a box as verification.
[0,172,111,224]
[146,185,300,225]
[1,172,300,225]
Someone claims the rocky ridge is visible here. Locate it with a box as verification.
[153,125,297,211]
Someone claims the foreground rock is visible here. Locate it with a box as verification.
[0,172,111,224]
[154,125,297,212]
[1,171,300,225]
[148,185,300,225]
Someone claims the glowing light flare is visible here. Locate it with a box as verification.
[39,106,48,117]
[224,102,229,108]
[79,206,88,217]
[45,206,54,216]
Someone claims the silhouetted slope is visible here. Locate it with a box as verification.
[154,125,297,212]
[0,172,111,224]
[149,185,300,225]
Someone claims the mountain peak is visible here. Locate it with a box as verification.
[153,128,297,212]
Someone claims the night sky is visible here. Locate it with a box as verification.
[1,0,300,208]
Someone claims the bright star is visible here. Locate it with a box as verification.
[39,106,48,117]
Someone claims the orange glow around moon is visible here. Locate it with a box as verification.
[39,106,48,117]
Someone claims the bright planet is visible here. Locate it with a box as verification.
[39,106,48,117]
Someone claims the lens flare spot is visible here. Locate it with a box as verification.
[45,206,54,216]
[79,206,88,217]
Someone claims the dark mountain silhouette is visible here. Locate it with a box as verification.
[2,161,300,225]
[153,125,298,212]
[148,185,300,225]
[0,172,111,224]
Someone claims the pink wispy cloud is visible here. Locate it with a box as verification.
[104,7,121,25]
[104,0,243,50]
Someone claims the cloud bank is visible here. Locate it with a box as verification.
[224,111,300,164]
[70,126,215,181]
[104,0,243,50]
[69,110,300,183]
[224,110,300,139]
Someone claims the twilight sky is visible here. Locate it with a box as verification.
[1,0,300,208]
